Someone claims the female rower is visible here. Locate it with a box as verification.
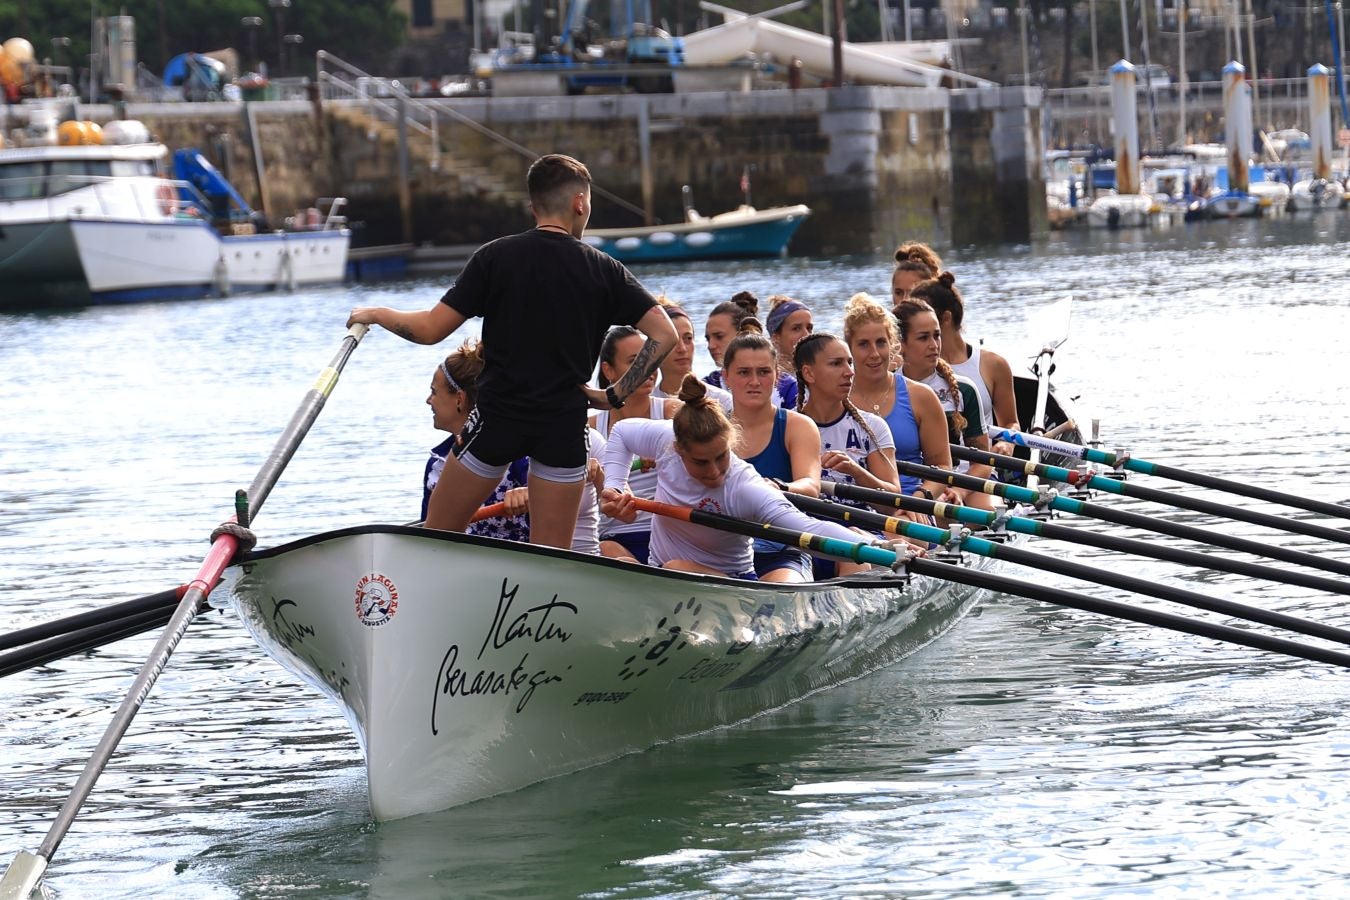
[763,294,813,408]
[705,291,795,407]
[425,341,604,551]
[794,332,900,497]
[894,295,997,511]
[910,271,1020,454]
[422,340,529,541]
[600,375,910,579]
[842,293,958,502]
[652,297,733,410]
[591,325,679,563]
[892,241,943,300]
[722,318,822,582]
[795,331,915,577]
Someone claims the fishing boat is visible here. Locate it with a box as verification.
[581,184,809,264]
[223,528,1000,820]
[0,126,349,309]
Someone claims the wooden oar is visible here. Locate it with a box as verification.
[993,426,1350,522]
[788,492,1350,649]
[950,444,1350,546]
[631,497,1350,670]
[822,481,1350,597]
[0,324,370,899]
[890,457,1350,579]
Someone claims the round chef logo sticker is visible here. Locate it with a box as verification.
[354,573,399,628]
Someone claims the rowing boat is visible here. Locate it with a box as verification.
[222,526,1003,820]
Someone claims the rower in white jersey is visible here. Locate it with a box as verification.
[911,271,1020,454]
[590,325,679,563]
[600,375,910,579]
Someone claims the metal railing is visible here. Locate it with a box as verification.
[316,51,440,172]
[314,50,647,219]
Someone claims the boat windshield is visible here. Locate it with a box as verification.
[0,160,121,200]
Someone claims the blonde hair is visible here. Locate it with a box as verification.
[672,374,737,448]
[842,292,897,346]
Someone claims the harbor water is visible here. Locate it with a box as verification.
[3,214,1350,897]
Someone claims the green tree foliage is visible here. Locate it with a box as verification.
[0,0,405,76]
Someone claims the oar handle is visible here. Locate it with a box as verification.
[469,501,507,523]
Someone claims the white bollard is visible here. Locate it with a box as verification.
[1109,60,1140,196]
[1223,61,1253,193]
[1308,63,1333,180]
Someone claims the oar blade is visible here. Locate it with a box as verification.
[1029,294,1073,352]
[0,850,47,900]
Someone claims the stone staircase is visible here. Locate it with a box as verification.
[328,104,529,211]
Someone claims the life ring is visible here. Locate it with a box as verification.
[156,183,177,216]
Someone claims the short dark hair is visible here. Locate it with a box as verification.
[527,154,592,216]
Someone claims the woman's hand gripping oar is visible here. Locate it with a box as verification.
[789,491,1350,651]
[993,426,1350,522]
[822,481,1350,598]
[950,443,1350,546]
[633,496,1350,672]
[0,324,369,900]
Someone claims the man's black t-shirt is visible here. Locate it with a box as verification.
[440,229,656,423]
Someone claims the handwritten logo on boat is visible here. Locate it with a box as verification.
[354,573,400,627]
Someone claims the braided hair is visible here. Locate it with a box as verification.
[792,331,881,451]
[893,295,968,436]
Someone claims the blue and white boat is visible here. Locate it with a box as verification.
[582,201,810,264]
[0,131,349,310]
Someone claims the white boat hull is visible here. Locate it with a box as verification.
[224,527,998,820]
[1,217,348,306]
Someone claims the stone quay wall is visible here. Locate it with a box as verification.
[69,86,1046,254]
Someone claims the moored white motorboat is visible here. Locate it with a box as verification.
[1289,177,1347,211]
[1085,191,1156,228]
[223,527,1000,820]
[1246,179,1291,213]
[0,137,349,309]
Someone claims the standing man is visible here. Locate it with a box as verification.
[348,154,677,549]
